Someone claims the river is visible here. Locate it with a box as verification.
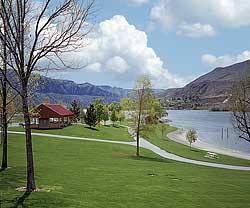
[167,110,250,154]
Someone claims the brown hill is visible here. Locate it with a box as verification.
[160,59,250,108]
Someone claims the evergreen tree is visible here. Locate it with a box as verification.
[84,104,97,128]
[70,100,81,122]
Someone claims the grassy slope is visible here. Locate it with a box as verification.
[9,124,134,142]
[0,134,250,208]
[141,124,250,167]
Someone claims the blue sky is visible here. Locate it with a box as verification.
[50,0,250,89]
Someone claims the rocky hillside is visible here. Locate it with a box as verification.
[34,77,131,107]
[159,59,250,108]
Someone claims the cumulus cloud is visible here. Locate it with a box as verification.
[177,23,216,37]
[201,51,250,67]
[150,0,250,37]
[105,56,129,73]
[65,15,190,88]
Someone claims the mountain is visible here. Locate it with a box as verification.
[34,76,165,107]
[34,77,131,107]
[159,59,250,108]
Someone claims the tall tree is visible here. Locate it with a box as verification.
[93,99,105,124]
[0,86,19,169]
[132,75,153,157]
[70,100,81,122]
[0,0,95,191]
[0,31,8,170]
[84,104,97,128]
[0,8,14,169]
[95,104,104,124]
[231,75,250,142]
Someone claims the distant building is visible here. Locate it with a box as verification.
[30,103,74,129]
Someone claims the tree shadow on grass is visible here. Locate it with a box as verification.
[129,155,172,164]
[13,191,31,208]
[0,191,34,208]
[0,168,5,172]
[0,167,37,207]
[191,149,201,153]
[84,126,99,131]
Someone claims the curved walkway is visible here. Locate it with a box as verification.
[8,131,250,171]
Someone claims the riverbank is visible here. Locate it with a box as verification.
[168,128,250,160]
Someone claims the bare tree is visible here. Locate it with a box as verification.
[0,18,8,169]
[0,5,19,170]
[231,74,250,143]
[0,0,96,191]
[132,75,153,157]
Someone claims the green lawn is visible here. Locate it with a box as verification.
[9,124,134,142]
[1,133,250,208]
[141,124,250,167]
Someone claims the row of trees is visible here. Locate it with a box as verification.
[0,0,96,192]
[68,76,164,157]
[68,98,125,127]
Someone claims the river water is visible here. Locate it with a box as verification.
[167,110,250,154]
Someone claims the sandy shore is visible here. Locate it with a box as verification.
[167,129,250,160]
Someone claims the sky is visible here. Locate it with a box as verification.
[48,0,250,89]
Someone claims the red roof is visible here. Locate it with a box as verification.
[34,103,74,118]
[45,104,74,116]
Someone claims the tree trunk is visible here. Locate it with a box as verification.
[1,75,8,170]
[136,127,140,157]
[1,32,8,170]
[136,102,142,157]
[21,85,36,191]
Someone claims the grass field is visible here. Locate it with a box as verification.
[9,124,134,142]
[1,133,250,208]
[141,124,250,167]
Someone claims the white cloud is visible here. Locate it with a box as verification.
[150,0,250,37]
[105,56,129,73]
[66,15,190,88]
[177,23,216,37]
[201,51,250,67]
[86,63,101,72]
[126,0,148,6]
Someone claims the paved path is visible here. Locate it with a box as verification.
[8,131,250,171]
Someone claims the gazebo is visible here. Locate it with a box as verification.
[30,103,74,129]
